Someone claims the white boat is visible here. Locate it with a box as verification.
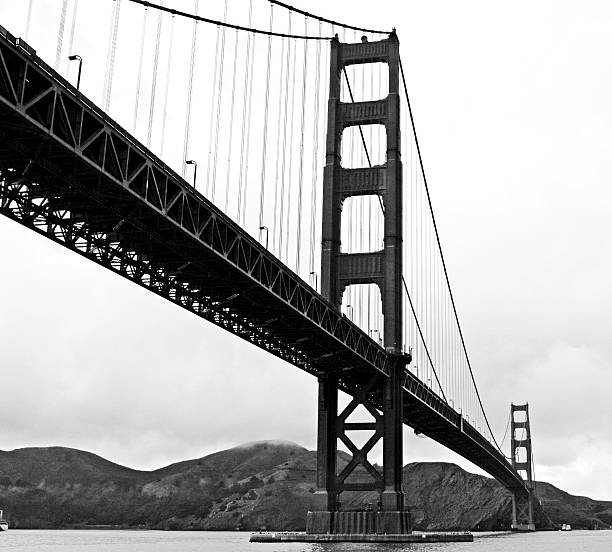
[0,510,7,532]
[560,523,572,531]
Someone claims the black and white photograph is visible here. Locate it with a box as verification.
[0,0,611,550]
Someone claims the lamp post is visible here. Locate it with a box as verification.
[185,159,198,188]
[259,226,269,249]
[309,271,318,291]
[68,54,82,90]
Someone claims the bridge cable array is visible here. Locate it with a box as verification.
[399,56,504,453]
[22,0,507,456]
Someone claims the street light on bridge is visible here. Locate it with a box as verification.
[68,54,82,90]
[309,271,318,291]
[259,226,269,249]
[185,159,198,188]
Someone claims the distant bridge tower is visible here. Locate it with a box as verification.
[510,403,536,531]
[306,31,412,536]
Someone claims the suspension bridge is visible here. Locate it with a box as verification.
[0,0,537,538]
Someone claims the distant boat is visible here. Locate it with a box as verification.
[0,509,7,532]
[560,523,572,531]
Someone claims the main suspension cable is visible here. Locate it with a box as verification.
[499,408,512,454]
[402,276,447,402]
[125,0,333,40]
[267,0,390,35]
[399,55,503,453]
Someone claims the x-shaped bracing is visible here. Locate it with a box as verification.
[335,377,384,492]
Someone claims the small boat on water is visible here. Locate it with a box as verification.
[560,523,572,531]
[0,509,7,532]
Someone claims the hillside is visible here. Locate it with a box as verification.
[0,441,608,530]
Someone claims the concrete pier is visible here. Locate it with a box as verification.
[250,531,474,543]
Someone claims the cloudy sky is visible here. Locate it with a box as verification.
[1,0,612,501]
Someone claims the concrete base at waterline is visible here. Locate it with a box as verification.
[306,509,411,534]
[512,523,536,532]
[250,531,474,543]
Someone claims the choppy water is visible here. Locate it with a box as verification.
[0,530,611,551]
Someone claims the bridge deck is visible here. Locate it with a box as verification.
[0,27,527,495]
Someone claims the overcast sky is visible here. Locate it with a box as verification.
[1,0,612,501]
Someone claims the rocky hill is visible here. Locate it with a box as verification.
[0,441,608,530]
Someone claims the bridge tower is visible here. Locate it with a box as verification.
[510,403,536,531]
[306,32,411,536]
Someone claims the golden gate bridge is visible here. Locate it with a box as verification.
[0,0,538,538]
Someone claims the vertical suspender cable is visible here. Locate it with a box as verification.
[205,20,222,196]
[224,29,239,211]
[272,27,286,253]
[237,0,253,225]
[294,16,309,274]
[160,14,175,157]
[104,0,122,112]
[55,0,68,70]
[210,0,230,200]
[224,28,239,212]
[181,0,200,179]
[242,45,257,229]
[133,7,148,132]
[102,1,116,105]
[65,0,80,74]
[277,12,292,259]
[147,1,163,147]
[25,0,34,41]
[283,31,298,264]
[308,21,322,287]
[257,5,274,235]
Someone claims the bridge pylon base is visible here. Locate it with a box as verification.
[511,524,536,532]
[511,491,536,532]
[306,510,411,535]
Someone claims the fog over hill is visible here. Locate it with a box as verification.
[0,441,610,531]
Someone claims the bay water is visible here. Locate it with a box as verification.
[0,530,610,551]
